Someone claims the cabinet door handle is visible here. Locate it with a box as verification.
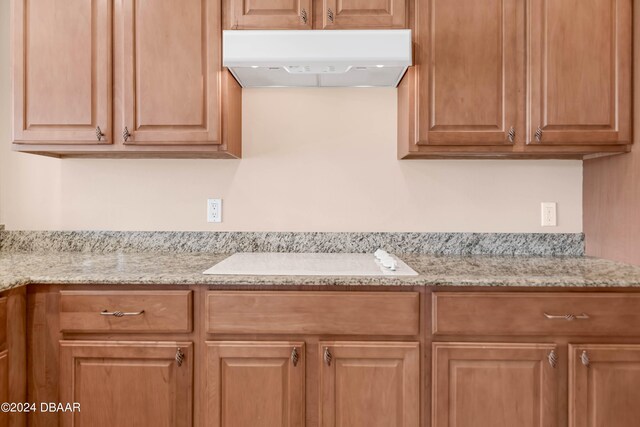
[175,348,185,367]
[323,347,332,366]
[544,312,589,321]
[548,349,558,368]
[327,8,334,23]
[581,350,590,367]
[123,127,131,142]
[291,347,300,367]
[508,127,515,143]
[96,126,105,141]
[100,309,145,317]
[300,8,308,24]
[535,127,543,142]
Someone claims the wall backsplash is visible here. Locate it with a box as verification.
[0,1,582,233]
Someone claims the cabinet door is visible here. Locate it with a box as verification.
[415,0,522,146]
[59,341,193,427]
[529,0,632,145]
[0,350,7,427]
[226,0,312,29]
[321,0,406,29]
[206,341,305,427]
[319,341,419,427]
[432,343,557,427]
[12,0,112,145]
[117,0,221,145]
[569,344,640,427]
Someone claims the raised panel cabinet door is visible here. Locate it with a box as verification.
[319,341,420,427]
[206,341,305,427]
[321,0,407,29]
[59,341,193,427]
[432,343,558,427]
[12,0,112,144]
[416,0,523,146]
[226,0,312,29]
[0,350,7,427]
[569,344,640,427]
[117,0,221,145]
[528,0,632,145]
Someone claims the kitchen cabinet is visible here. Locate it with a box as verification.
[12,0,112,145]
[12,0,241,158]
[319,341,419,427]
[399,0,633,158]
[206,341,306,427]
[224,0,407,29]
[569,344,640,427]
[225,0,312,29]
[59,341,193,427]
[432,343,557,427]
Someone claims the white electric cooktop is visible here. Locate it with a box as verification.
[203,252,419,276]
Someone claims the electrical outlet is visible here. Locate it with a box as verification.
[541,202,557,227]
[207,199,222,223]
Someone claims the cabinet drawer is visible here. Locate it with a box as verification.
[433,292,640,336]
[207,291,420,336]
[60,291,192,333]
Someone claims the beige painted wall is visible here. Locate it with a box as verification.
[0,0,582,232]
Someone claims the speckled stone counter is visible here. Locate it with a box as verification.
[2,251,640,291]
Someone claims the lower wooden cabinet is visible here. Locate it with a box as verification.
[205,341,306,427]
[59,341,193,427]
[569,344,640,427]
[432,343,558,427]
[319,341,420,427]
[0,349,7,427]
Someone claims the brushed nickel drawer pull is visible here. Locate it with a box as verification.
[300,8,308,24]
[581,350,590,367]
[535,127,543,142]
[327,8,334,23]
[291,347,299,367]
[544,312,589,321]
[548,349,558,368]
[123,127,131,142]
[100,310,145,317]
[175,348,185,367]
[323,347,332,366]
[508,127,515,143]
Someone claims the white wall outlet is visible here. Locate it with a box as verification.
[541,202,557,227]
[207,199,222,223]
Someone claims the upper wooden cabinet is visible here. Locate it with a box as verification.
[399,0,633,159]
[224,0,407,29]
[12,0,241,158]
[225,0,312,29]
[528,0,632,146]
[12,0,112,145]
[320,0,407,29]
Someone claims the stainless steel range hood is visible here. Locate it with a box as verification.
[223,30,412,88]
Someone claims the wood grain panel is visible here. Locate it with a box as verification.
[226,0,312,29]
[0,350,7,427]
[206,341,305,427]
[319,341,419,427]
[417,0,522,146]
[59,341,193,427]
[12,0,112,144]
[59,290,192,333]
[321,0,406,29]
[528,0,632,145]
[432,343,557,427]
[433,292,640,336]
[119,0,221,144]
[206,291,420,335]
[569,344,640,427]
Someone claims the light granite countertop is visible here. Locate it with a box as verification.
[2,251,640,291]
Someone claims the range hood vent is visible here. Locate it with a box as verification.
[223,30,412,88]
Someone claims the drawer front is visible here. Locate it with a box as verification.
[207,291,420,336]
[433,292,640,336]
[60,291,192,333]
